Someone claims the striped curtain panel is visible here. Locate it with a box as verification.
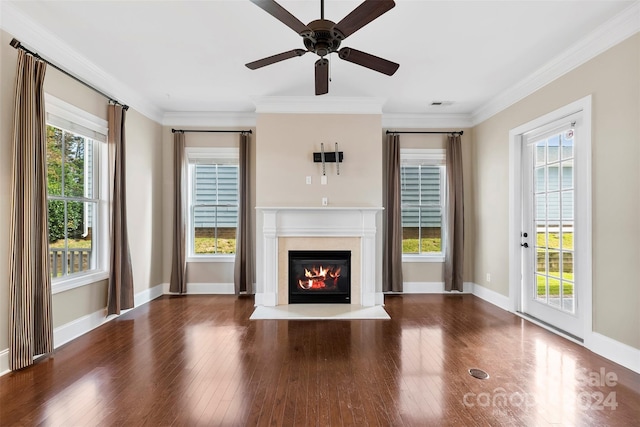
[9,50,53,370]
[234,132,254,294]
[106,104,134,315]
[170,131,187,294]
[444,134,464,291]
[383,133,404,292]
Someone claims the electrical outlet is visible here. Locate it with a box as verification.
[306,176,312,185]
[486,273,491,283]
[322,197,328,206]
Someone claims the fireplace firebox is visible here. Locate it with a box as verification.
[288,250,351,304]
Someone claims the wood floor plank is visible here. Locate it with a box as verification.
[1,294,639,426]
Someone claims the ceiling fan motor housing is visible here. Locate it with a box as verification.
[303,20,344,57]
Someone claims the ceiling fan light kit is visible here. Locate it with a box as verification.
[247,0,399,96]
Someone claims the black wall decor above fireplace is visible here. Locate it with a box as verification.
[288,250,351,304]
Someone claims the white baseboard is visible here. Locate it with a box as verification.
[134,283,165,306]
[468,282,640,374]
[585,332,640,374]
[164,282,237,295]
[0,283,165,377]
[188,282,235,294]
[54,309,113,349]
[0,349,9,377]
[4,282,637,378]
[402,281,474,294]
[471,282,512,312]
[55,282,166,348]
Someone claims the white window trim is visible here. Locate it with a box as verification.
[508,95,592,340]
[45,95,109,294]
[400,148,446,262]
[186,147,239,262]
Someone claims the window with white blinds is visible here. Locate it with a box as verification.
[400,149,446,258]
[186,148,239,257]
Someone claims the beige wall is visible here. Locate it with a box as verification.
[0,29,163,354]
[125,109,164,294]
[254,113,384,294]
[256,113,383,207]
[473,34,640,349]
[384,130,475,283]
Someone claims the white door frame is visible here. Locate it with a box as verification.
[508,95,592,341]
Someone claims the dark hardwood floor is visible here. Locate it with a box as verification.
[1,294,638,426]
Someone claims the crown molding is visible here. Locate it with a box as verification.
[252,96,386,114]
[0,2,164,124]
[163,111,257,127]
[382,113,472,129]
[472,1,640,126]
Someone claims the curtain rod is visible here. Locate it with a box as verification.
[172,129,252,134]
[386,130,463,135]
[10,38,128,110]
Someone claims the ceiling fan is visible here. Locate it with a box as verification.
[246,0,399,95]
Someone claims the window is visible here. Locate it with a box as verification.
[45,94,109,291]
[400,149,446,259]
[187,148,239,258]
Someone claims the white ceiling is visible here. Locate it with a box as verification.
[2,0,638,123]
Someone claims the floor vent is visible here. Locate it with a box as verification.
[469,368,489,379]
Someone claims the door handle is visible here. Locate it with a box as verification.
[521,243,529,248]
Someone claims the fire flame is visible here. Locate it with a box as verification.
[298,265,341,290]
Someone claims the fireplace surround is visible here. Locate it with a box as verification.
[256,207,383,307]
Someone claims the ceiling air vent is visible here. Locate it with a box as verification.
[430,101,454,107]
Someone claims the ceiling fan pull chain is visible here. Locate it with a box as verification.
[321,143,326,176]
[335,142,340,175]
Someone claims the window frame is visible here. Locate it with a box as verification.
[185,147,239,262]
[45,94,109,293]
[400,148,446,263]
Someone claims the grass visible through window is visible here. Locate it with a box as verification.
[402,238,441,254]
[194,237,236,254]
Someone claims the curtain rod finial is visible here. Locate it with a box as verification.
[10,38,21,49]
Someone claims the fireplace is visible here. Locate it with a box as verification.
[289,250,351,304]
[256,207,383,307]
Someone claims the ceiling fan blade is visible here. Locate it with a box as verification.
[333,0,395,39]
[315,58,329,95]
[246,49,307,70]
[338,47,399,76]
[250,0,312,36]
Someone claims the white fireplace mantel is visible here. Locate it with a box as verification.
[255,207,383,307]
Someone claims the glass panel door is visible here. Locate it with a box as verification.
[522,117,582,338]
